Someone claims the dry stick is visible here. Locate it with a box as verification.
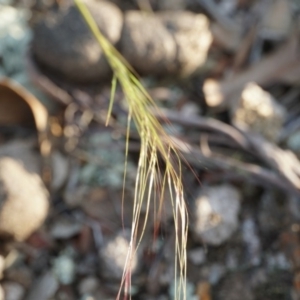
[144,110,300,194]
[189,133,250,151]
[246,134,300,190]
[153,109,300,194]
[27,55,300,194]
[170,136,300,195]
[281,117,300,142]
[151,108,250,150]
[232,25,258,72]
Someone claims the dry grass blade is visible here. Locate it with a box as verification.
[73,0,188,299]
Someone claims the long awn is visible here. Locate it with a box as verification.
[74,1,189,298]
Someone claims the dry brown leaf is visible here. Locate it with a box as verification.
[0,81,34,127]
[0,78,50,157]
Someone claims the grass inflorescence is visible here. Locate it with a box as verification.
[74,1,188,298]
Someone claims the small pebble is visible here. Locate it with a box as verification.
[52,251,76,285]
[79,277,99,295]
[242,217,261,266]
[192,184,241,246]
[50,217,82,239]
[208,264,226,285]
[2,282,25,300]
[232,82,286,142]
[188,247,206,266]
[99,229,138,280]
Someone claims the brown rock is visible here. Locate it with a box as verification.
[0,157,49,241]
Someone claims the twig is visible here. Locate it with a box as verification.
[151,108,250,150]
[152,109,300,194]
[170,136,300,195]
[246,134,300,190]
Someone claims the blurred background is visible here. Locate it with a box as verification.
[1,0,300,299]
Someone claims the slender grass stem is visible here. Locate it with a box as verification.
[74,1,189,298]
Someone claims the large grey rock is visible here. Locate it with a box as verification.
[32,0,123,82]
[0,157,49,241]
[120,11,212,77]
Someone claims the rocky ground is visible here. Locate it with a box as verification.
[1,0,300,299]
